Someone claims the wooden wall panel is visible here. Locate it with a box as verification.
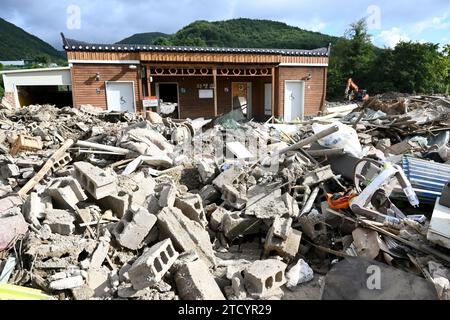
[71,64,140,110]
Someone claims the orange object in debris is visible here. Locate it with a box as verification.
[326,192,358,210]
[10,135,43,156]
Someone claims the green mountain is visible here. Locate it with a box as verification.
[0,17,62,61]
[120,19,340,49]
[117,32,168,45]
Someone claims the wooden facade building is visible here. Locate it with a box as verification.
[62,33,330,121]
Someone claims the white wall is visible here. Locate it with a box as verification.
[2,68,71,91]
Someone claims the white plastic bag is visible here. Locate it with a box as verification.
[286,259,314,289]
[312,122,363,158]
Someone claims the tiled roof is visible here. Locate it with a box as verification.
[61,33,330,57]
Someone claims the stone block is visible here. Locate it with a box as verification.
[22,192,52,227]
[49,275,84,290]
[175,259,225,300]
[113,205,157,250]
[222,184,247,210]
[74,162,117,200]
[128,239,179,290]
[272,216,292,240]
[157,206,216,267]
[209,207,229,231]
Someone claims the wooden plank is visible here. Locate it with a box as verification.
[271,67,275,123]
[213,67,218,116]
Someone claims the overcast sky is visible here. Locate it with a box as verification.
[1,0,449,49]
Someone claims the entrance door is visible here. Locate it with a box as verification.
[155,83,179,118]
[106,82,135,113]
[264,83,272,116]
[232,82,252,118]
[284,81,304,121]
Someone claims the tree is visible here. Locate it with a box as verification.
[34,54,51,65]
[390,42,449,94]
[327,18,376,99]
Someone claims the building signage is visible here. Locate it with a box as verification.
[143,96,159,107]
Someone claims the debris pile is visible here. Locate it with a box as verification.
[1,98,450,300]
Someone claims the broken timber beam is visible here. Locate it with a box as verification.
[18,139,75,198]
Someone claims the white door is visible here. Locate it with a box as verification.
[264,83,272,116]
[106,82,135,112]
[284,81,304,121]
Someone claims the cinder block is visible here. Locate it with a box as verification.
[222,212,261,240]
[99,192,129,218]
[244,259,287,298]
[113,205,157,250]
[49,275,84,290]
[209,207,230,231]
[264,227,302,260]
[222,184,247,210]
[44,209,76,235]
[74,162,117,200]
[157,207,216,267]
[128,239,179,290]
[10,135,42,156]
[174,194,207,227]
[272,216,292,240]
[51,153,72,172]
[175,259,226,300]
[46,177,87,209]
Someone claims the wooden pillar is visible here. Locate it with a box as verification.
[146,66,152,97]
[271,67,276,123]
[137,67,143,114]
[213,67,218,117]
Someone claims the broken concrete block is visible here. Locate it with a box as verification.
[128,239,179,290]
[0,163,20,178]
[157,206,216,267]
[198,158,218,184]
[49,275,84,290]
[72,284,95,300]
[90,240,110,270]
[74,162,117,200]
[297,209,327,241]
[302,165,335,186]
[159,183,177,207]
[129,173,156,207]
[244,259,287,299]
[113,205,157,250]
[264,227,302,260]
[0,185,13,198]
[87,267,110,297]
[222,184,247,210]
[272,216,292,240]
[199,184,220,204]
[22,192,51,228]
[210,207,229,231]
[43,209,76,235]
[246,189,289,219]
[281,193,299,218]
[174,194,207,227]
[0,213,28,251]
[175,259,226,300]
[46,177,87,209]
[213,166,242,190]
[98,192,129,218]
[222,212,261,240]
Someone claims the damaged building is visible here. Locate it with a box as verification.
[1,33,330,121]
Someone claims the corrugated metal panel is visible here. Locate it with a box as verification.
[399,156,450,202]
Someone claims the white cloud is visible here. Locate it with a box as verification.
[376,27,410,48]
[415,14,450,33]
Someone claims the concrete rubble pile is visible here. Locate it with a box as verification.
[0,99,450,300]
